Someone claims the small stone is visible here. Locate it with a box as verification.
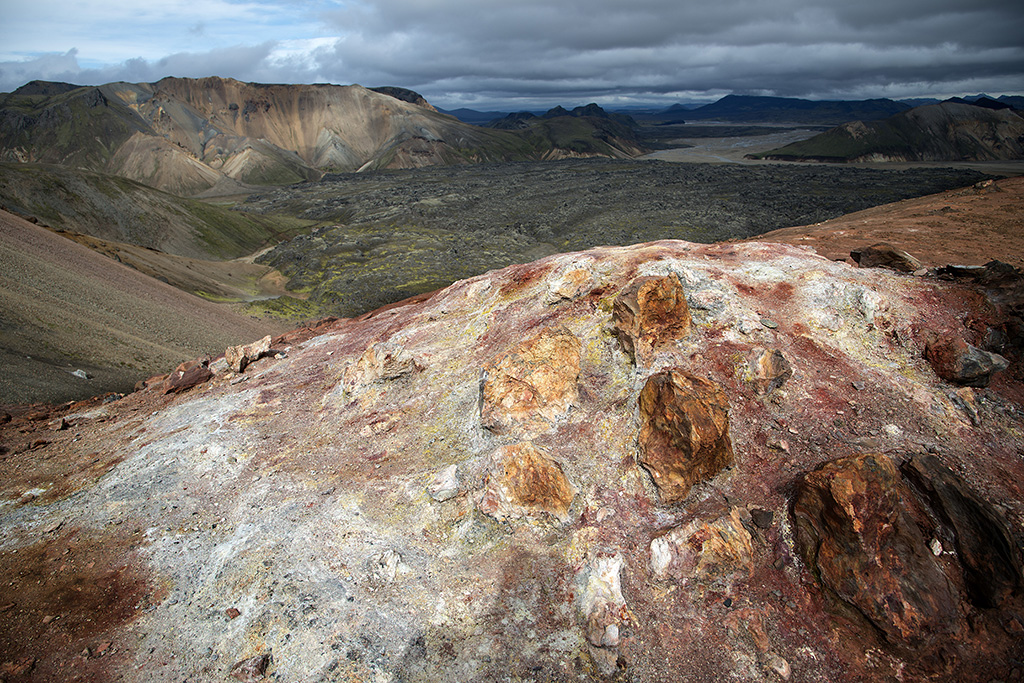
[759,318,778,329]
[42,614,55,624]
[765,654,791,680]
[226,607,241,619]
[751,509,774,529]
[81,647,92,658]
[48,417,68,431]
[852,381,866,391]
[230,652,271,681]
[95,641,112,656]
[71,369,90,380]
[929,538,943,556]
[427,465,459,502]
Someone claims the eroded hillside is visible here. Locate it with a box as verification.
[1,239,1021,681]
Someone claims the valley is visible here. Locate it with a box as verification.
[242,159,989,317]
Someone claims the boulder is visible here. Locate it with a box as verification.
[925,335,1008,387]
[480,327,581,436]
[637,369,733,504]
[792,453,960,647]
[901,455,1023,608]
[850,243,923,272]
[477,442,576,524]
[612,273,691,365]
[224,335,272,374]
[650,507,754,584]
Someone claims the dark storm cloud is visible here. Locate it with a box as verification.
[2,0,1022,107]
[313,0,1024,106]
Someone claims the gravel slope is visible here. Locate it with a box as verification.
[0,211,286,405]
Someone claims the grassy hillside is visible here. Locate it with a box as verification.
[0,162,315,259]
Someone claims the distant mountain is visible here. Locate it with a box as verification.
[0,78,644,196]
[754,100,1024,162]
[487,103,637,129]
[683,94,911,125]
[436,107,515,124]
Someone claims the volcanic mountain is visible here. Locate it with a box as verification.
[756,100,1024,162]
[0,78,643,196]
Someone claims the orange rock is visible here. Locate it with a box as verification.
[637,369,733,504]
[480,327,581,436]
[650,508,754,584]
[612,273,691,365]
[746,347,793,395]
[477,442,576,523]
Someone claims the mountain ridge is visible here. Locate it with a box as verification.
[0,77,645,195]
[755,100,1024,162]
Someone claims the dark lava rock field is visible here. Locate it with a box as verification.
[242,158,988,317]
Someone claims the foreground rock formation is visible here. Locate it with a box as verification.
[1,240,1022,682]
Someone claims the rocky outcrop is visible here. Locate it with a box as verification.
[637,369,734,504]
[223,335,272,374]
[480,327,581,436]
[2,239,1021,682]
[925,335,1009,387]
[477,442,576,524]
[901,455,1023,608]
[650,508,754,585]
[341,340,419,396]
[851,242,923,272]
[612,273,691,365]
[792,454,960,647]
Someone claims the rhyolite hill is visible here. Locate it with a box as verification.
[0,78,643,196]
[1,235,1021,681]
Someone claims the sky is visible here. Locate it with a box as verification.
[1,0,1023,110]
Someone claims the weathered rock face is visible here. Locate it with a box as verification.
[851,242,924,272]
[612,273,691,365]
[901,454,1023,608]
[480,327,582,436]
[477,442,576,524]
[637,369,734,504]
[925,335,1009,387]
[792,453,960,647]
[2,239,1022,682]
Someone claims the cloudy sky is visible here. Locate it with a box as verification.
[2,0,1023,109]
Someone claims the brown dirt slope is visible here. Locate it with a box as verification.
[752,175,1024,267]
[0,210,286,405]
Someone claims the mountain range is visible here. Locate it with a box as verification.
[756,99,1024,162]
[0,78,644,196]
